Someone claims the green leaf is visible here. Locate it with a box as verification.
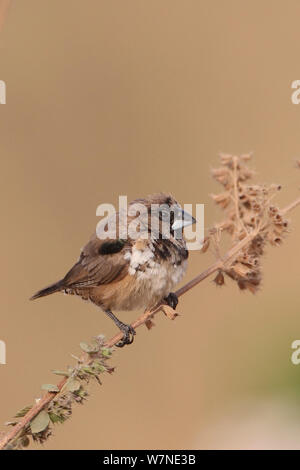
[66,378,81,392]
[94,375,102,385]
[20,435,30,447]
[76,388,88,399]
[49,412,64,424]
[52,370,69,377]
[80,341,99,353]
[30,410,50,434]
[15,405,32,418]
[92,361,106,373]
[81,366,96,375]
[41,384,60,392]
[101,348,112,357]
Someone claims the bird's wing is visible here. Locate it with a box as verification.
[62,233,131,288]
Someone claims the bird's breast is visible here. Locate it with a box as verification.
[119,239,188,310]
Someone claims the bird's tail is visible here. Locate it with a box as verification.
[30,280,64,300]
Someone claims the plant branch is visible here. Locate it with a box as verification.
[281,196,300,215]
[0,193,299,450]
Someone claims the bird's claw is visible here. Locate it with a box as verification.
[116,323,136,348]
[164,292,178,310]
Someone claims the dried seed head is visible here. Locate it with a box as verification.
[251,201,261,213]
[231,262,252,278]
[209,153,291,294]
[31,426,52,445]
[240,153,253,161]
[211,192,231,208]
[237,278,260,294]
[213,271,225,286]
[200,237,210,253]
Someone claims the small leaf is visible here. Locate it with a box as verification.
[15,405,32,418]
[30,410,50,434]
[80,341,99,353]
[161,304,178,321]
[82,366,96,375]
[52,370,69,377]
[49,412,64,424]
[66,378,81,392]
[41,384,60,392]
[145,319,155,330]
[20,435,30,447]
[76,388,88,399]
[92,361,106,373]
[101,348,112,357]
[79,342,90,352]
[94,375,102,385]
[5,421,18,427]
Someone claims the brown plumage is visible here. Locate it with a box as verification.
[31,193,195,346]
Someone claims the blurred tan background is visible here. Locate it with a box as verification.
[1,0,300,450]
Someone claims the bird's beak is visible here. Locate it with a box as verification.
[171,209,196,231]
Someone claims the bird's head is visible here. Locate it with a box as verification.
[129,193,196,239]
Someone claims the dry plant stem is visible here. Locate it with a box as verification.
[0,196,299,450]
[232,156,247,235]
[0,230,263,449]
[281,196,300,215]
[176,229,257,297]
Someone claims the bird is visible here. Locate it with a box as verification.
[31,193,196,347]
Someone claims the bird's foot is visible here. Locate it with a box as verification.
[164,292,178,310]
[116,322,136,348]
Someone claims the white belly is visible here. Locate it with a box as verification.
[120,239,188,310]
[137,259,187,308]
